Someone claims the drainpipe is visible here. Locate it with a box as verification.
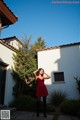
[0,16,9,38]
[2,25,9,30]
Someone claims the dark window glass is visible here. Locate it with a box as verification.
[54,72,64,82]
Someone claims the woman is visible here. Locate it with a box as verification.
[33,68,50,117]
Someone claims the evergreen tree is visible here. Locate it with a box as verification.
[30,36,46,61]
[12,36,46,98]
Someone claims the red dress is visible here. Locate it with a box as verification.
[36,77,48,97]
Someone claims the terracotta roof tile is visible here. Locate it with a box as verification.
[37,42,80,52]
[0,39,17,52]
[3,36,23,45]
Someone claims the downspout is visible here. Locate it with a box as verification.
[0,16,9,38]
[2,25,9,30]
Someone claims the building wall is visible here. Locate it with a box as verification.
[6,39,21,49]
[38,45,80,101]
[0,43,15,105]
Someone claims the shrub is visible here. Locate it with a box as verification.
[39,102,55,112]
[60,100,80,116]
[10,95,36,111]
[49,90,67,106]
[10,95,55,112]
[74,77,80,94]
[47,104,55,112]
[36,101,55,112]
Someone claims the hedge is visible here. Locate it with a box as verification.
[10,95,55,112]
[60,100,80,116]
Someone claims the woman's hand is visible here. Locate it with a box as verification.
[44,72,51,79]
[33,69,39,78]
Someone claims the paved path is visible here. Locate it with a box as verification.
[11,111,53,120]
[11,111,80,120]
[58,115,80,120]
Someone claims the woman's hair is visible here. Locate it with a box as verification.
[36,68,44,76]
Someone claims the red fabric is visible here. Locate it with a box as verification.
[36,77,48,97]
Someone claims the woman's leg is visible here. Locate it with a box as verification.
[36,96,41,117]
[43,96,47,117]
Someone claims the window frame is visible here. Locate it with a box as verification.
[53,72,65,83]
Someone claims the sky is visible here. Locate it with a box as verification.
[2,0,80,47]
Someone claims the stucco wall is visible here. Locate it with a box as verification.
[0,43,16,105]
[38,45,80,100]
[8,39,21,49]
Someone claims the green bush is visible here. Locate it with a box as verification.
[10,95,55,112]
[47,104,55,112]
[10,95,36,111]
[39,102,55,112]
[60,100,80,116]
[49,90,67,106]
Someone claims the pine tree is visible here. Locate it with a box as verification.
[12,36,46,98]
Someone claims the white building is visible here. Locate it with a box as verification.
[38,42,80,100]
[0,37,23,105]
[4,36,23,50]
[0,39,16,105]
[0,0,18,106]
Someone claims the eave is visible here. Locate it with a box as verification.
[0,39,17,52]
[37,42,80,52]
[0,0,18,26]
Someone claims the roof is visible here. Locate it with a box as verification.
[0,39,17,52]
[37,42,80,52]
[0,0,18,26]
[3,36,23,45]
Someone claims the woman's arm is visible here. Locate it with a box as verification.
[33,69,38,78]
[44,72,51,79]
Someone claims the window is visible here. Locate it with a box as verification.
[54,72,64,82]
